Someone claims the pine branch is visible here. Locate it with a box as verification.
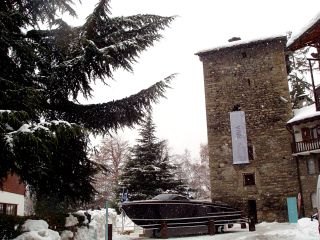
[50,74,175,133]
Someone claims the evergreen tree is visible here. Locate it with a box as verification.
[286,34,313,108]
[287,47,312,107]
[119,112,184,200]
[0,0,175,209]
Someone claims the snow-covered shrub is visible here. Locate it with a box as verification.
[63,208,118,240]
[22,219,48,231]
[14,229,60,240]
[14,219,60,240]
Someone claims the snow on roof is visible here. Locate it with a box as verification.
[287,103,320,124]
[287,11,320,48]
[195,34,287,56]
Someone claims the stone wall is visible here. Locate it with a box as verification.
[197,37,299,222]
[296,154,320,216]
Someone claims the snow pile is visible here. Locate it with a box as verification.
[72,208,119,240]
[14,220,60,240]
[65,214,79,227]
[115,212,135,233]
[255,219,318,240]
[14,230,60,240]
[234,219,318,240]
[13,209,120,240]
[21,220,49,232]
[295,218,318,239]
[60,230,73,240]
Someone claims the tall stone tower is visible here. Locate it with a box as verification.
[196,36,299,222]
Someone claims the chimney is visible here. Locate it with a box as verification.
[228,37,241,42]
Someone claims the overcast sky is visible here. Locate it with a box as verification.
[63,0,320,159]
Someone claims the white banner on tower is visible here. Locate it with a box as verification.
[230,111,249,164]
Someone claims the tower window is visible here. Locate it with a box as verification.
[248,145,254,160]
[307,157,316,175]
[247,139,254,160]
[243,173,255,186]
[301,127,311,141]
[311,192,317,208]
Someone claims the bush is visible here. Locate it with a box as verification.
[0,215,27,240]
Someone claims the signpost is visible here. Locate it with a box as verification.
[105,201,108,240]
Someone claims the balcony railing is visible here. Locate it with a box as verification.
[292,138,320,154]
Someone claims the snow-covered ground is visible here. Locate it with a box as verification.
[114,218,319,240]
[13,210,320,240]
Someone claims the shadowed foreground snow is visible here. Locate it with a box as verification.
[114,218,319,240]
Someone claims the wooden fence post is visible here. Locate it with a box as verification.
[248,216,256,232]
[108,224,112,240]
[208,219,215,235]
[160,221,168,239]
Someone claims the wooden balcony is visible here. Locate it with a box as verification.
[292,138,320,154]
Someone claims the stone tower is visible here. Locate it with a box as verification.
[196,36,299,222]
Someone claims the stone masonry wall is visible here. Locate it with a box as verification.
[297,154,320,216]
[198,37,299,222]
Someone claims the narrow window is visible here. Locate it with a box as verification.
[301,127,311,141]
[243,173,255,186]
[307,158,316,175]
[311,127,317,139]
[311,192,317,208]
[242,52,247,58]
[311,125,320,139]
[248,145,254,160]
[248,139,254,160]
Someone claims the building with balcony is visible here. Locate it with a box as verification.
[196,11,320,221]
[286,11,320,217]
[287,101,320,216]
[0,173,25,216]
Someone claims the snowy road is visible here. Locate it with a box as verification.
[113,218,319,240]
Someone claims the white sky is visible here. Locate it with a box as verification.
[63,0,320,159]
